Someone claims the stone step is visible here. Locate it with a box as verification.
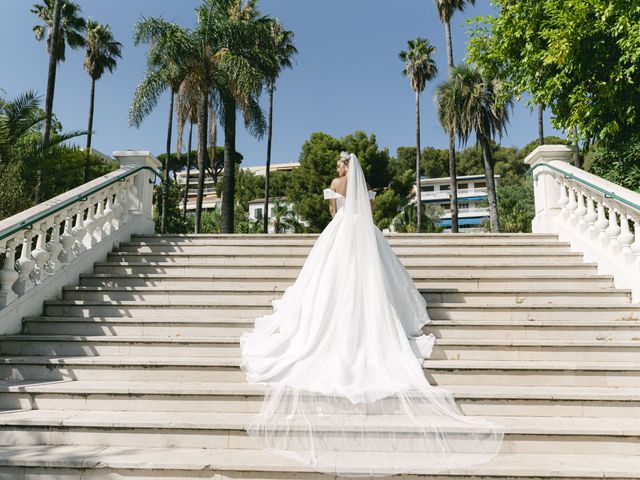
[0,410,636,455]
[131,232,561,242]
[60,286,633,305]
[118,244,572,255]
[4,336,640,362]
[41,301,640,321]
[429,319,640,341]
[106,251,586,266]
[1,381,637,417]
[94,262,599,276]
[0,445,636,479]
[2,357,640,387]
[79,272,616,290]
[22,316,640,340]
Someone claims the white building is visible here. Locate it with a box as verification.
[413,174,500,232]
[175,162,300,212]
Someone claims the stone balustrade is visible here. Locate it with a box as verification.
[0,151,160,334]
[526,145,640,301]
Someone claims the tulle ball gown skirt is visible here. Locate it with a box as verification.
[240,166,503,476]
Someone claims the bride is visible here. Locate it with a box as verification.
[239,152,503,477]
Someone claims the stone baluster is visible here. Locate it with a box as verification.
[118,181,132,225]
[594,198,610,246]
[574,189,588,232]
[30,223,50,284]
[558,181,569,219]
[103,192,115,237]
[93,198,106,244]
[59,210,77,265]
[631,217,640,267]
[46,215,64,273]
[72,205,87,256]
[14,231,36,296]
[565,185,578,225]
[617,211,635,259]
[0,240,19,308]
[84,200,98,249]
[583,195,598,238]
[605,205,622,254]
[112,189,125,231]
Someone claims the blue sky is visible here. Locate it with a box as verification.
[0,0,563,168]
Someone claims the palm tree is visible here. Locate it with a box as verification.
[31,0,86,202]
[83,20,122,182]
[197,0,272,234]
[262,20,297,233]
[130,18,191,233]
[435,64,513,232]
[538,105,545,145]
[434,0,475,233]
[175,78,200,218]
[269,199,302,233]
[399,37,438,233]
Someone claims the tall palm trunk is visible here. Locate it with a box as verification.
[538,104,544,145]
[182,121,193,218]
[160,90,175,234]
[195,93,208,233]
[572,125,581,168]
[83,77,96,183]
[444,18,459,233]
[478,134,500,232]
[221,97,236,234]
[209,105,217,175]
[36,0,63,204]
[415,90,422,233]
[263,79,274,234]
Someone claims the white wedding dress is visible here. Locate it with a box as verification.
[239,154,503,476]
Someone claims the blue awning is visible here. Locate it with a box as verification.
[438,217,487,227]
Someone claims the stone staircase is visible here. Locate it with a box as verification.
[1,233,640,479]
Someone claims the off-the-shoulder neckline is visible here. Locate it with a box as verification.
[325,188,344,198]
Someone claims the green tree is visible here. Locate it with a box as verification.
[83,20,122,182]
[497,179,534,233]
[468,0,640,146]
[262,19,297,233]
[31,0,86,202]
[130,17,192,233]
[287,131,392,232]
[399,37,438,233]
[435,64,513,232]
[434,0,475,233]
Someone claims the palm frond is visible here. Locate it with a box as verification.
[128,69,167,127]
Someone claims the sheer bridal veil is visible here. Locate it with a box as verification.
[239,153,503,476]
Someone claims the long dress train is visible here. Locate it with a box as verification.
[239,153,503,477]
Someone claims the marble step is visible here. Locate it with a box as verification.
[94,262,599,276]
[22,316,640,340]
[60,286,632,305]
[106,251,586,266]
[2,357,640,387]
[0,445,636,479]
[118,244,572,255]
[0,410,637,454]
[41,301,640,321]
[1,381,637,417]
[3,336,640,362]
[79,272,616,290]
[131,232,561,243]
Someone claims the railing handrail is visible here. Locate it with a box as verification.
[527,161,640,214]
[0,165,160,242]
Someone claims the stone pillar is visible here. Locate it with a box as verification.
[524,145,576,233]
[113,151,161,235]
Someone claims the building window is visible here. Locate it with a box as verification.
[458,183,468,190]
[475,181,487,189]
[255,208,263,220]
[440,185,450,191]
[422,185,435,192]
[459,203,469,210]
